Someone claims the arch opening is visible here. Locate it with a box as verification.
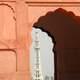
[32,8,80,80]
[30,27,55,80]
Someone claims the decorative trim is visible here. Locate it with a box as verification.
[0,3,15,13]
[0,0,15,2]
[26,2,80,7]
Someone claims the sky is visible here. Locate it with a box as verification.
[30,28,54,78]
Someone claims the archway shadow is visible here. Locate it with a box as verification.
[33,8,80,80]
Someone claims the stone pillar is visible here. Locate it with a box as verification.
[16,0,31,80]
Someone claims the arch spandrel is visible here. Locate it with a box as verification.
[33,8,80,80]
[28,5,80,28]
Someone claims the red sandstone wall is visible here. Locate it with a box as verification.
[0,0,79,80]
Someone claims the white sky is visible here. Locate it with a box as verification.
[30,28,54,78]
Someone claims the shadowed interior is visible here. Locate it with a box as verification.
[33,8,80,80]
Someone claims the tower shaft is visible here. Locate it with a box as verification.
[33,31,43,80]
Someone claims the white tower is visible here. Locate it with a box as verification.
[33,30,43,80]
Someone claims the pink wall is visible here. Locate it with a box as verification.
[0,0,79,80]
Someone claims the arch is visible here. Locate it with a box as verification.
[0,3,15,13]
[33,8,80,80]
[0,3,16,40]
[0,3,15,21]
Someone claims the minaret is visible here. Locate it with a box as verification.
[33,30,43,80]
